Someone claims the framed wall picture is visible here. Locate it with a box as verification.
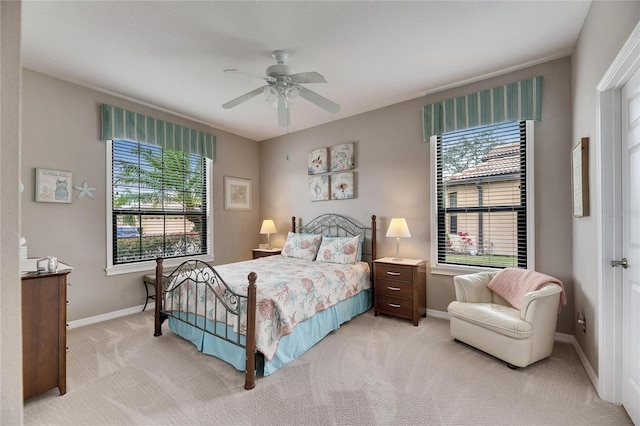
[35,168,73,203]
[224,176,251,210]
[309,175,329,201]
[331,172,354,200]
[571,137,589,217]
[308,147,328,175]
[330,142,355,171]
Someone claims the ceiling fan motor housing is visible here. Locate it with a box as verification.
[266,64,294,79]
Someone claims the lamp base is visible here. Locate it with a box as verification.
[393,238,403,262]
[259,243,269,250]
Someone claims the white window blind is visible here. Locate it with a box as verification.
[111,139,209,265]
[435,121,528,269]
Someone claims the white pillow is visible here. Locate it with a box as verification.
[281,232,323,261]
[315,235,360,264]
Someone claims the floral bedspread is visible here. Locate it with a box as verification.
[164,255,371,361]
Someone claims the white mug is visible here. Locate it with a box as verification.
[37,256,58,273]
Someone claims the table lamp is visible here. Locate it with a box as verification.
[386,218,411,261]
[259,219,277,249]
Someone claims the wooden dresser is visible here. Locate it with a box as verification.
[21,269,71,400]
[373,257,426,326]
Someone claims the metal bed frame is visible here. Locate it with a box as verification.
[153,214,376,390]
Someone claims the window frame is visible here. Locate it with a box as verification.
[429,120,535,276]
[105,139,214,276]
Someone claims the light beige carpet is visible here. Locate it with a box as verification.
[24,310,631,425]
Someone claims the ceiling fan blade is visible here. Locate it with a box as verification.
[277,97,290,127]
[289,72,327,84]
[297,86,340,114]
[224,69,276,83]
[222,86,268,109]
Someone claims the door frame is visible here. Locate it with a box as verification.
[597,21,640,404]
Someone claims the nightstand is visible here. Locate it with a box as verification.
[252,248,282,259]
[373,257,427,326]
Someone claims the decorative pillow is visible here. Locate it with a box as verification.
[355,234,365,262]
[281,232,323,261]
[324,233,365,261]
[315,235,360,264]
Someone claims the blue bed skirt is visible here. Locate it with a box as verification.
[168,289,371,376]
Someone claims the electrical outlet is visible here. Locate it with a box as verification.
[577,311,586,333]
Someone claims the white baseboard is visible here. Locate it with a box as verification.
[426,308,450,320]
[554,331,573,344]
[566,334,599,391]
[68,302,154,330]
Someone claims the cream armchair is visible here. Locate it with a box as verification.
[447,271,562,368]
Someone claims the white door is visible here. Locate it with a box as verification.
[622,65,640,425]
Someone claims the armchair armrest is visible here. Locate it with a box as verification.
[453,271,499,303]
[519,284,563,322]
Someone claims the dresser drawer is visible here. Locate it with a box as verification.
[375,263,413,281]
[376,294,413,317]
[376,277,413,299]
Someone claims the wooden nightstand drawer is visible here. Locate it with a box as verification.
[374,263,413,281]
[376,277,413,299]
[376,294,413,317]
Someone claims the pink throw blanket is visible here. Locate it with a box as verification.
[487,268,566,310]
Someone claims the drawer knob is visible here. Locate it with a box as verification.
[387,303,401,308]
[387,286,401,291]
[386,271,401,276]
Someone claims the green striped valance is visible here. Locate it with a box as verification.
[423,76,542,141]
[100,104,216,162]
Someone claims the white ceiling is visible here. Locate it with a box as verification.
[21,1,591,141]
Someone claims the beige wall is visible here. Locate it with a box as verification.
[1,1,24,422]
[260,57,575,333]
[21,69,260,321]
[571,2,640,374]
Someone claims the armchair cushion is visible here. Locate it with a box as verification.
[453,271,497,303]
[448,302,532,339]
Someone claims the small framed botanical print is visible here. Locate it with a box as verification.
[309,175,329,201]
[330,142,355,171]
[224,176,251,210]
[308,147,328,175]
[331,172,354,200]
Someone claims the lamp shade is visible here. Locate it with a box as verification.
[260,219,277,234]
[386,218,411,238]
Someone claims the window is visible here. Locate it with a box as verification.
[106,139,211,274]
[431,121,533,273]
[448,192,458,234]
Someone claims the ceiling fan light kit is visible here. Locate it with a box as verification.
[264,86,278,105]
[285,86,299,103]
[223,50,340,127]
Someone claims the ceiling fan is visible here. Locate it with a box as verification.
[222,50,340,127]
